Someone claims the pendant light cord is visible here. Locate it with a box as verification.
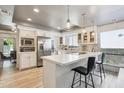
[67,5,70,21]
[82,13,86,28]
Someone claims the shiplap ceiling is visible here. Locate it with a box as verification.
[13,5,124,31]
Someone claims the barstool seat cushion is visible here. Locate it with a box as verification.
[96,61,102,64]
[72,66,88,75]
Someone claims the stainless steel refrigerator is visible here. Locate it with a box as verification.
[37,36,51,67]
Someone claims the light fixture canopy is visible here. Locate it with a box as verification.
[33,8,39,13]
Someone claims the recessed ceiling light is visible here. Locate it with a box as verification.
[27,18,32,21]
[33,8,39,13]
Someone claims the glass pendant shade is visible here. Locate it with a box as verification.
[82,28,86,33]
[67,19,70,29]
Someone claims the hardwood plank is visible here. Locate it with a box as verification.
[0,67,44,88]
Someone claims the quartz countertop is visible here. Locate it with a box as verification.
[42,52,102,66]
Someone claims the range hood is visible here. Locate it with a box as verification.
[0,5,15,31]
[37,36,51,39]
[60,24,81,32]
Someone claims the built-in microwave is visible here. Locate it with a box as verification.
[21,38,34,46]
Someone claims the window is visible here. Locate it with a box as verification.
[100,29,124,48]
[65,34,78,46]
[68,35,73,46]
[3,38,14,55]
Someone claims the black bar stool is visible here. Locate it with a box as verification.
[71,57,95,88]
[95,53,105,82]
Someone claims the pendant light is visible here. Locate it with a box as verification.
[91,20,95,36]
[82,13,86,33]
[66,5,71,29]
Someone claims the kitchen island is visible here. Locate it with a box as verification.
[42,52,101,88]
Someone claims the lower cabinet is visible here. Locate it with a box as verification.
[19,53,36,70]
[30,53,36,67]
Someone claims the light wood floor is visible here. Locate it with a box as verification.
[78,71,118,88]
[0,61,119,88]
[0,65,44,88]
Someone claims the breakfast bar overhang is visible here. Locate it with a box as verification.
[42,52,101,88]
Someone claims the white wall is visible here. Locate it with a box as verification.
[17,25,61,37]
[37,29,61,50]
[98,21,124,32]
[61,26,96,35]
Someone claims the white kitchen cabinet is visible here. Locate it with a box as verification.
[17,26,37,70]
[81,26,97,44]
[19,53,30,69]
[19,53,36,70]
[17,25,60,70]
[19,30,36,38]
[82,31,97,44]
[30,53,36,67]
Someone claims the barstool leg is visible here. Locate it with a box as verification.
[99,64,102,83]
[71,71,76,88]
[85,75,87,88]
[90,73,95,88]
[87,74,91,83]
[93,66,95,75]
[79,74,81,86]
[102,64,105,77]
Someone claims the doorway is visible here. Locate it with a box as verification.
[0,32,17,75]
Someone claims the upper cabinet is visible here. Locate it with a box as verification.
[59,37,63,44]
[82,32,88,44]
[78,33,82,44]
[59,26,97,46]
[89,31,96,43]
[81,26,97,45]
[82,31,97,44]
